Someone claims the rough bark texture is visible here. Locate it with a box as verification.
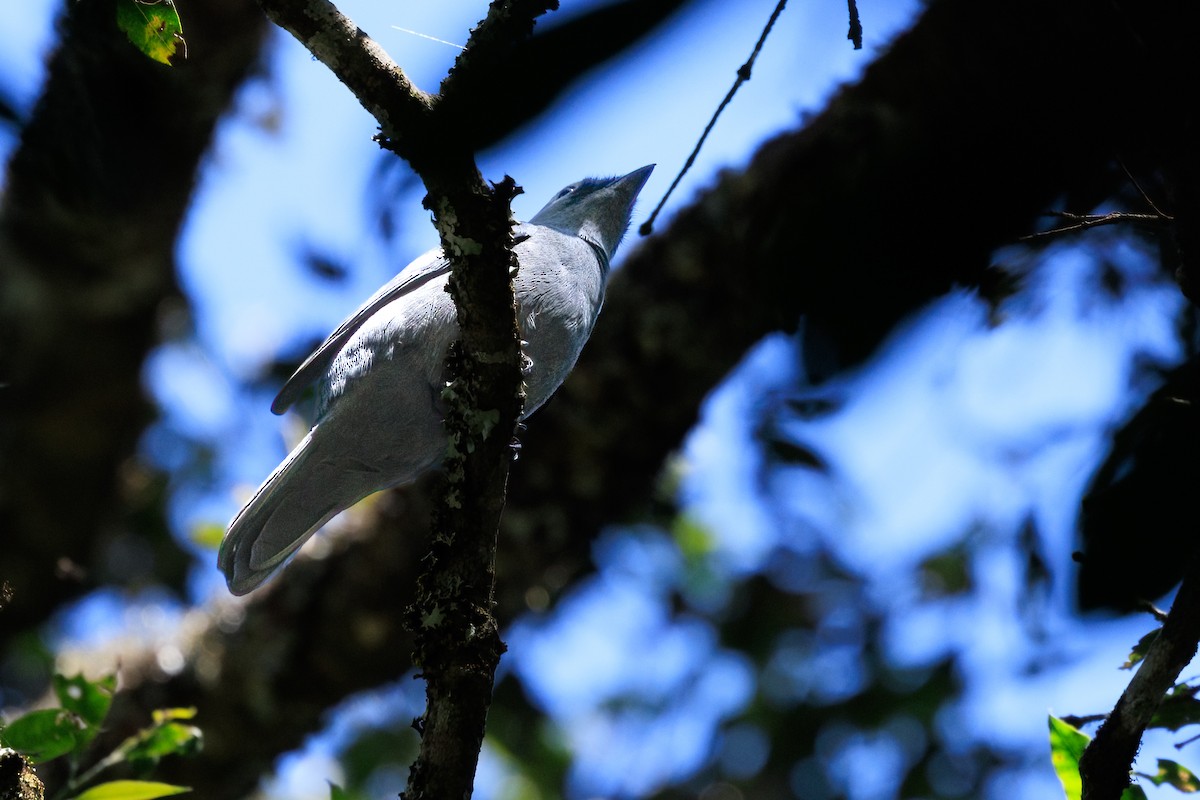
[4,0,1198,797]
[62,4,1193,797]
[0,0,690,665]
[0,749,44,800]
[238,3,552,797]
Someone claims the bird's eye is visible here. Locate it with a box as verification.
[554,185,577,200]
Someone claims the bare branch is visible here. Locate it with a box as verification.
[639,0,789,235]
[1020,210,1172,241]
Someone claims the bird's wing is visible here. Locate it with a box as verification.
[271,251,451,414]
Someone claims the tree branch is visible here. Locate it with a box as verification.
[1080,557,1200,799]
[248,1,558,796]
[57,1,1200,796]
[438,0,558,116]
[400,170,524,800]
[0,748,44,800]
[254,0,434,141]
[0,0,266,656]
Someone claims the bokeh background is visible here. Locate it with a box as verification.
[2,1,1196,798]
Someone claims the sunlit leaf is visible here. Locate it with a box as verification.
[72,779,191,800]
[124,721,203,763]
[189,523,225,550]
[115,0,187,66]
[1137,758,1200,791]
[0,708,86,762]
[1049,715,1090,800]
[151,707,197,724]
[1122,628,1160,670]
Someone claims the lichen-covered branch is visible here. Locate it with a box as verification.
[34,1,1200,797]
[0,748,44,800]
[247,2,556,797]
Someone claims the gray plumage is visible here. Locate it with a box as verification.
[219,165,654,595]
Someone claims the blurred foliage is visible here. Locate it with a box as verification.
[4,0,1198,796]
[336,725,418,799]
[302,217,1198,797]
[1148,683,1200,733]
[1139,759,1200,793]
[0,673,199,800]
[1077,355,1200,610]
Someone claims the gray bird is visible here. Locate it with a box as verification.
[220,165,654,595]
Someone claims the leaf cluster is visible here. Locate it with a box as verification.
[0,674,199,800]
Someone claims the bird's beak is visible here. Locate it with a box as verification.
[613,164,655,195]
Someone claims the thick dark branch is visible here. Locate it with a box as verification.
[0,0,266,654]
[78,1,1200,795]
[1078,22,1200,790]
[439,0,559,112]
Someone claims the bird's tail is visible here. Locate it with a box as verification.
[218,431,346,595]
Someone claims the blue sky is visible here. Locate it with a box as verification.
[3,1,1196,798]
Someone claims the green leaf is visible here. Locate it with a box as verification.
[189,523,224,550]
[124,721,203,763]
[329,783,349,800]
[115,0,187,66]
[73,780,191,800]
[1121,785,1149,800]
[1137,758,1200,791]
[1049,715,1091,800]
[1122,628,1161,670]
[1149,684,1200,732]
[54,673,117,732]
[919,544,973,596]
[671,516,714,560]
[150,708,197,725]
[0,708,87,762]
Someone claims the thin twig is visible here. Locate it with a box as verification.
[1059,713,1110,729]
[639,0,788,235]
[1023,162,1173,242]
[1140,600,1170,623]
[1120,160,1168,218]
[846,0,863,49]
[1020,210,1171,241]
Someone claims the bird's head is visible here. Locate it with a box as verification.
[528,164,654,266]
